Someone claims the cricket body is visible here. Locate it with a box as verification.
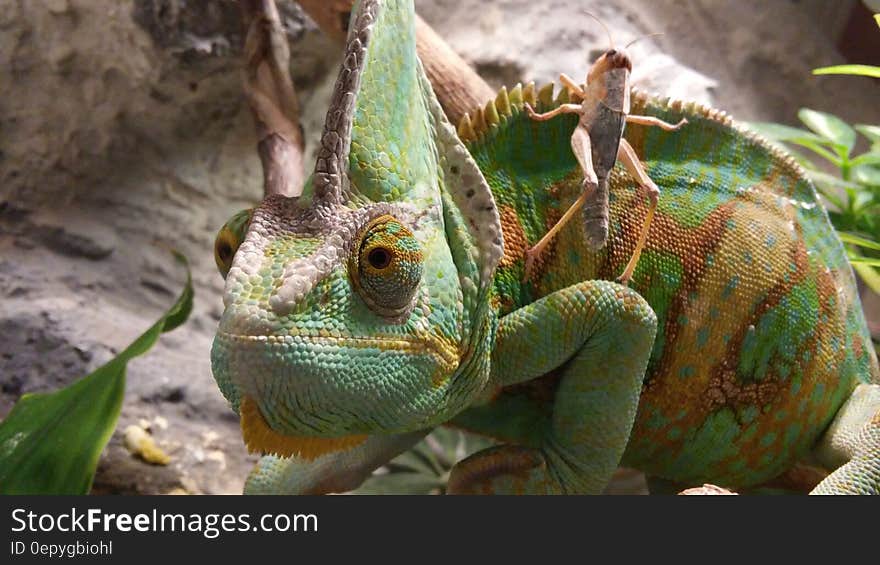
[524,43,687,284]
[212,0,880,495]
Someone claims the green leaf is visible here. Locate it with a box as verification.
[854,263,880,295]
[812,65,880,78]
[807,170,861,190]
[742,122,845,165]
[851,151,880,168]
[839,232,880,252]
[388,450,442,476]
[853,165,880,186]
[876,13,880,28]
[856,125,880,144]
[744,122,826,144]
[798,108,857,156]
[849,256,880,267]
[0,251,193,494]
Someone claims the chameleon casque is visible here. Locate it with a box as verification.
[211,0,880,494]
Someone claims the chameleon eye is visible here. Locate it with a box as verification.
[351,215,423,317]
[214,208,253,279]
[367,247,392,270]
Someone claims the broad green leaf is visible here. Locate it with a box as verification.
[0,251,193,494]
[798,108,856,155]
[855,124,880,144]
[812,65,880,78]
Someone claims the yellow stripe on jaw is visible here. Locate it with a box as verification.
[240,396,367,460]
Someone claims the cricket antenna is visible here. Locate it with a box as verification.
[582,11,614,51]
[624,32,664,50]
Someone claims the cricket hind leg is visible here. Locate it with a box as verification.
[615,138,660,286]
[614,115,688,285]
[810,383,880,494]
[524,126,598,279]
[447,280,657,494]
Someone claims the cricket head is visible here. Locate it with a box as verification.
[586,48,632,85]
[211,0,503,460]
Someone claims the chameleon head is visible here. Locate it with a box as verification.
[211,192,486,459]
[210,0,502,460]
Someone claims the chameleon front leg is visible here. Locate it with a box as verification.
[244,430,430,494]
[810,384,880,494]
[448,280,657,494]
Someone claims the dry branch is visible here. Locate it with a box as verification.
[240,0,305,197]
[296,0,494,124]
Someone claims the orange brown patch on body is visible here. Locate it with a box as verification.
[498,205,528,268]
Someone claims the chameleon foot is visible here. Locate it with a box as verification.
[448,445,557,494]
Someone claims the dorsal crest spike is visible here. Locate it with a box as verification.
[311,0,380,207]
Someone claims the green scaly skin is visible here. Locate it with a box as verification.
[212,0,880,494]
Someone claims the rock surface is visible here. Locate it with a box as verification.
[1,0,877,494]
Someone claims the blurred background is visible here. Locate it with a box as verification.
[1,0,878,494]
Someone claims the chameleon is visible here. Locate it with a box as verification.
[211,0,880,494]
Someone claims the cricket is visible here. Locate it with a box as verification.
[523,17,688,283]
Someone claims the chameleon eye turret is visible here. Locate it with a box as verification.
[213,209,253,279]
[350,215,424,318]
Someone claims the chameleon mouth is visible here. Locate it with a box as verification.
[240,396,367,460]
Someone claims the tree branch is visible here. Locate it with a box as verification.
[240,0,305,197]
[295,0,493,124]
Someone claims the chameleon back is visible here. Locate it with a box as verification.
[460,86,879,487]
